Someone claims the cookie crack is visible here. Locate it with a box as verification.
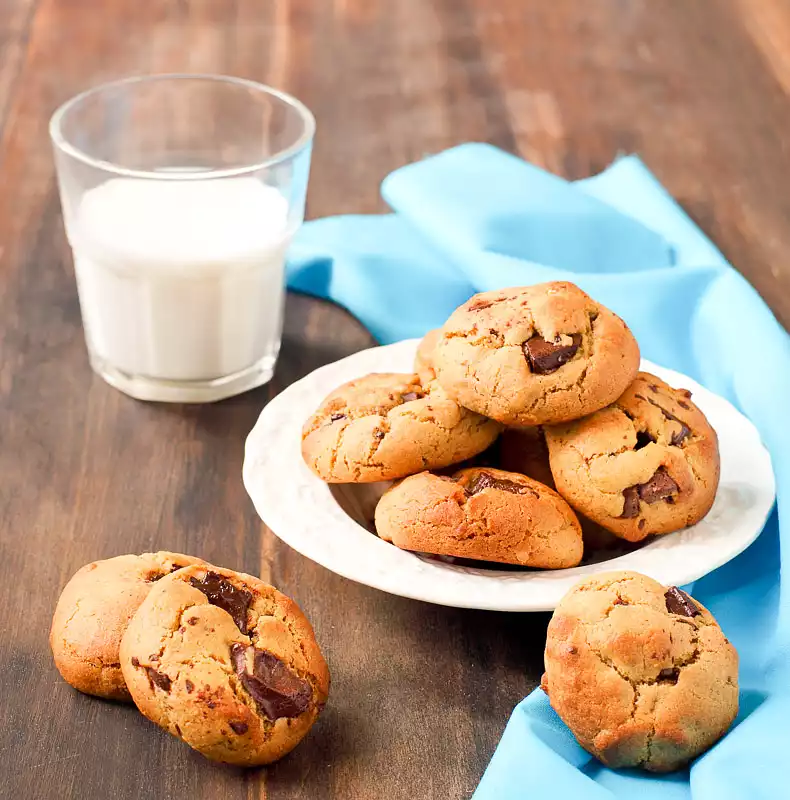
[367,417,392,461]
[581,615,703,687]
[328,421,350,475]
[523,362,590,415]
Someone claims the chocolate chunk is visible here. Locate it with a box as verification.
[680,389,692,398]
[187,617,198,625]
[665,586,700,617]
[230,644,312,721]
[638,519,646,530]
[645,396,691,447]
[638,468,679,504]
[465,471,534,496]
[185,679,194,694]
[329,413,346,422]
[678,400,690,410]
[229,721,249,735]
[131,657,140,668]
[149,563,184,582]
[400,391,423,403]
[658,667,680,684]
[189,571,252,635]
[649,384,659,393]
[523,333,582,374]
[620,486,640,518]
[145,667,172,692]
[634,430,654,450]
[670,424,691,446]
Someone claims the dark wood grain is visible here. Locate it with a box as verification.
[1,1,789,798]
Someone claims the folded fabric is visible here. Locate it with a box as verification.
[287,143,790,799]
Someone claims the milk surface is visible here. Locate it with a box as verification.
[67,178,291,382]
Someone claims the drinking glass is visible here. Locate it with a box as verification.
[50,74,315,402]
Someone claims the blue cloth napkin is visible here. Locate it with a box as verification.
[287,143,790,799]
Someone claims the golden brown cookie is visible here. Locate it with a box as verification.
[542,571,738,772]
[50,551,204,700]
[301,373,501,483]
[545,372,719,541]
[375,467,583,568]
[414,328,441,383]
[498,427,623,552]
[433,282,640,425]
[120,564,329,766]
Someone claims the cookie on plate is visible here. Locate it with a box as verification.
[50,551,204,700]
[120,564,329,766]
[498,427,624,552]
[545,372,719,541]
[414,328,441,384]
[541,571,738,772]
[433,282,640,426]
[375,467,583,568]
[301,373,501,483]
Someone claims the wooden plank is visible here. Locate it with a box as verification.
[0,1,788,798]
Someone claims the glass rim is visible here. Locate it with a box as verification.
[49,73,316,181]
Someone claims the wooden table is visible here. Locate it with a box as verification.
[1,1,789,798]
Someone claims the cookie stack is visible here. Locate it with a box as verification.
[302,281,720,567]
[50,552,329,766]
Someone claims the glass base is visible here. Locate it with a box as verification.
[89,352,277,403]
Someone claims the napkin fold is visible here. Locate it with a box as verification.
[287,143,790,799]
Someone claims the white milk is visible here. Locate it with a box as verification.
[66,177,291,385]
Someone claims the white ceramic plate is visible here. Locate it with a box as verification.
[243,340,775,611]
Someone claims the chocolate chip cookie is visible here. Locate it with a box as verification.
[433,282,640,425]
[542,571,738,772]
[414,328,441,383]
[301,373,501,483]
[375,467,583,568]
[120,564,329,766]
[545,372,719,541]
[50,551,204,700]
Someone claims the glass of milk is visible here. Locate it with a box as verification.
[50,75,314,402]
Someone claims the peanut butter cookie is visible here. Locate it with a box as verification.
[301,373,501,483]
[545,373,719,541]
[542,571,738,772]
[50,551,204,700]
[375,467,582,568]
[414,328,441,383]
[120,564,329,766]
[433,282,640,425]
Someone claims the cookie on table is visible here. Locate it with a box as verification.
[414,328,441,383]
[50,551,204,700]
[375,466,583,568]
[301,373,501,483]
[433,282,640,426]
[541,571,738,772]
[120,564,329,766]
[545,372,719,541]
